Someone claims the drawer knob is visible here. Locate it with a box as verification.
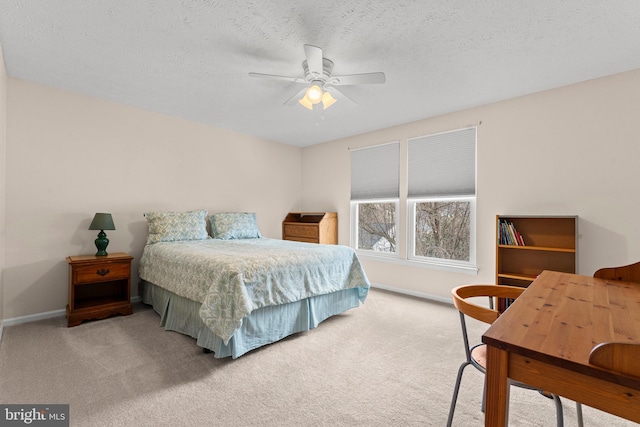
[96,268,110,276]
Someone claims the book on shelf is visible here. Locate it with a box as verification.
[498,219,526,246]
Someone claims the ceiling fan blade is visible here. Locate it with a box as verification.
[326,86,357,106]
[283,87,308,106]
[330,72,386,85]
[304,45,323,77]
[248,72,307,84]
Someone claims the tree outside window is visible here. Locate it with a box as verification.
[356,202,397,253]
[414,200,470,261]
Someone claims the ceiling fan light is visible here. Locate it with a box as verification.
[298,96,314,110]
[321,91,337,109]
[306,85,323,104]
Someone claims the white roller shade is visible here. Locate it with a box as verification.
[350,142,400,200]
[408,127,476,198]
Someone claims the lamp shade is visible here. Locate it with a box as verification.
[321,91,337,109]
[89,213,116,231]
[306,85,323,104]
[298,96,314,110]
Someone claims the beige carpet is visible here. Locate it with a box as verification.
[0,289,636,426]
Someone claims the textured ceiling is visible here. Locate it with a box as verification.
[0,1,639,147]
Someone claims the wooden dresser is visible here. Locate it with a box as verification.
[282,212,337,244]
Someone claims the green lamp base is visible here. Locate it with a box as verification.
[94,230,110,256]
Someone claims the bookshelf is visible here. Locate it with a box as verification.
[496,215,578,288]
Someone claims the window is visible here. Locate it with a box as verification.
[350,142,399,256]
[350,128,476,272]
[411,197,474,261]
[408,127,476,267]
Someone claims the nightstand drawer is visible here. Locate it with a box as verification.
[284,224,319,239]
[73,261,130,284]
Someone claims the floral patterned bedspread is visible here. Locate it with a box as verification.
[139,238,370,343]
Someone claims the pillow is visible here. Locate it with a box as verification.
[144,209,209,245]
[209,212,262,240]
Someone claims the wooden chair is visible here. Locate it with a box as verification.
[590,261,640,376]
[583,261,640,415]
[593,260,640,282]
[589,342,640,378]
[447,284,583,427]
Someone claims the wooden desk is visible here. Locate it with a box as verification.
[482,270,640,426]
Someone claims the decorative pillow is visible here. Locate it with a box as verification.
[144,210,209,245]
[209,212,262,240]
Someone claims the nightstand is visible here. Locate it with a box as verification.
[66,252,133,327]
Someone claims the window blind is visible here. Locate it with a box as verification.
[350,142,400,200]
[408,127,476,198]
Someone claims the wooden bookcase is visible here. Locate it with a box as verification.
[496,215,578,288]
[282,212,337,244]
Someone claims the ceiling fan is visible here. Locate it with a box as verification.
[249,44,386,110]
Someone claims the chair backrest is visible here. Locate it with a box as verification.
[589,262,640,376]
[589,342,640,378]
[452,284,526,325]
[593,261,640,283]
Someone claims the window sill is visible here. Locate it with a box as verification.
[357,252,478,275]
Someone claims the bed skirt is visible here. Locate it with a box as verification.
[139,280,361,358]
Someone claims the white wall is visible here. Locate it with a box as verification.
[0,44,7,327]
[5,67,640,320]
[4,79,302,319]
[301,68,640,301]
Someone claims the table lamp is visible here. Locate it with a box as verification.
[89,213,116,256]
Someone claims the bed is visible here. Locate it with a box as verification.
[138,210,370,358]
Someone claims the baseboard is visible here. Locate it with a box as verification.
[2,295,143,327]
[370,282,453,306]
[3,308,66,327]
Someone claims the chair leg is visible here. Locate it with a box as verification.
[551,394,564,427]
[576,402,584,427]
[447,361,471,427]
[481,377,487,413]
